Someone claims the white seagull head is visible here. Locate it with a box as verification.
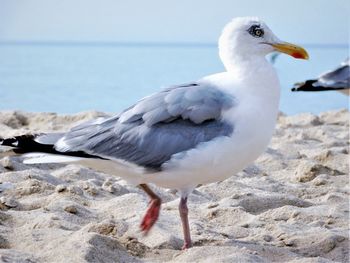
[219,17,309,71]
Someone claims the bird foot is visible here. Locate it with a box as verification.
[181,241,192,250]
[140,198,161,234]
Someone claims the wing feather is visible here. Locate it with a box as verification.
[55,82,235,170]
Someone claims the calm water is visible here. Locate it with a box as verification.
[0,43,348,115]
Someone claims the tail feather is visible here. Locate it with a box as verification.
[23,153,83,164]
[0,133,104,163]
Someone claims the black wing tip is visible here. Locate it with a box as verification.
[292,79,350,92]
[0,134,39,148]
[292,79,327,92]
[292,85,349,93]
[1,133,106,160]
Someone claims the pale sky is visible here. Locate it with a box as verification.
[0,0,349,44]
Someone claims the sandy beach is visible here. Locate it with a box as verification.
[0,109,348,263]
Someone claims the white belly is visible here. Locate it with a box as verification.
[145,92,279,190]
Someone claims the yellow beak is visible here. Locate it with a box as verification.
[271,42,309,60]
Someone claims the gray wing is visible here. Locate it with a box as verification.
[55,82,235,170]
[315,58,350,89]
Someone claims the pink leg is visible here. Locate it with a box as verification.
[179,197,192,249]
[139,184,161,234]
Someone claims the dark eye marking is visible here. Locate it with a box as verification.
[248,24,264,38]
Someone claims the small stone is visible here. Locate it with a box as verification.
[336,235,345,242]
[82,182,98,196]
[320,236,337,253]
[18,179,44,195]
[295,161,342,183]
[315,150,332,162]
[105,183,129,196]
[0,157,13,170]
[276,232,286,239]
[102,181,116,193]
[310,116,322,125]
[241,223,249,228]
[121,236,149,257]
[291,211,300,218]
[207,210,219,219]
[88,222,117,236]
[263,235,272,242]
[0,197,18,208]
[87,186,98,196]
[341,148,348,154]
[312,178,327,186]
[64,205,78,214]
[326,218,334,225]
[102,179,113,187]
[55,185,67,193]
[283,239,295,247]
[231,193,240,199]
[207,203,219,209]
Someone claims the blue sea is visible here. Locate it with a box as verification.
[0,43,348,115]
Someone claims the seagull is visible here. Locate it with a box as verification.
[0,17,308,249]
[292,58,349,95]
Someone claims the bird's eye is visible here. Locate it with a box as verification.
[248,25,264,38]
[254,28,263,37]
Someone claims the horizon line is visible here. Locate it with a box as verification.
[0,40,348,49]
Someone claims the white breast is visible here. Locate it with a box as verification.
[147,63,281,190]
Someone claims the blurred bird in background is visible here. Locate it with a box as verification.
[292,58,349,96]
